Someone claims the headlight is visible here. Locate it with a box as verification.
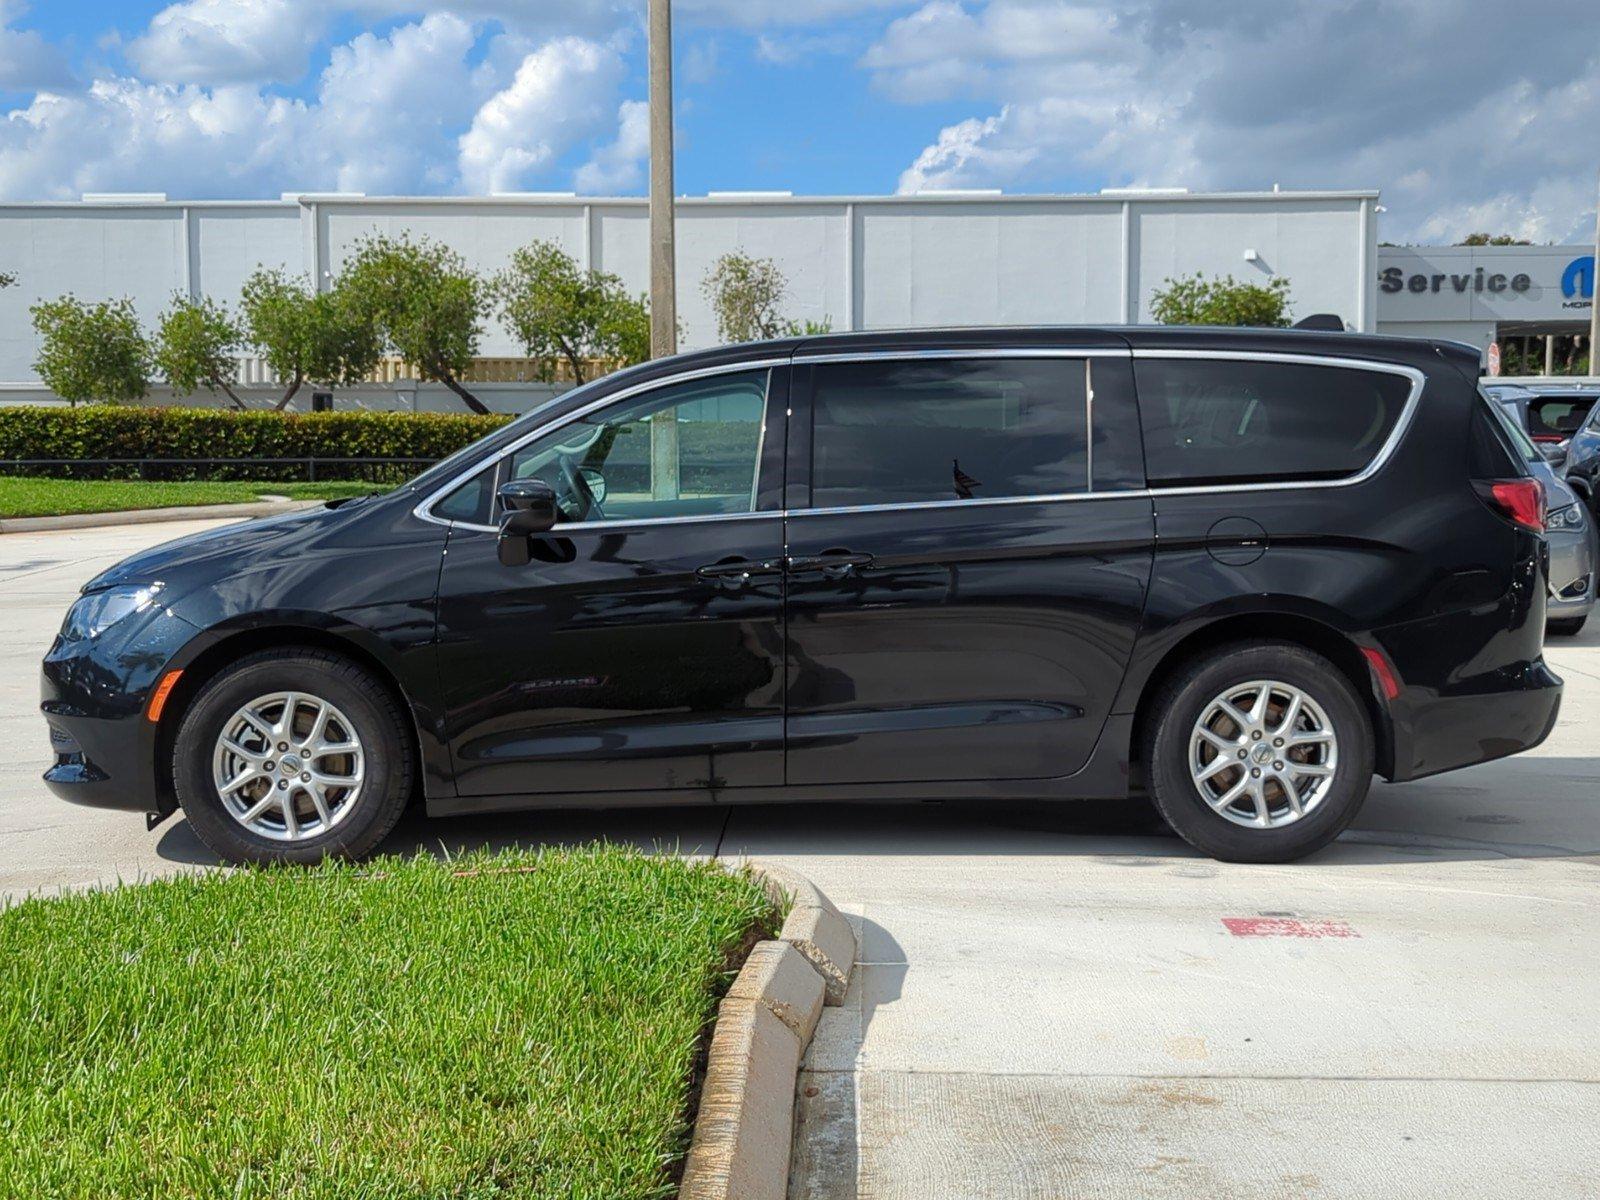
[1547,503,1586,531]
[61,583,164,641]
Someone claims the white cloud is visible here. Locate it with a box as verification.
[0,15,490,200]
[897,109,1033,193]
[458,36,625,194]
[315,15,485,193]
[0,1,72,89]
[574,99,649,193]
[877,0,1600,243]
[128,0,327,84]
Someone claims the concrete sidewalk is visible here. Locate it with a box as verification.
[2,522,1596,1197]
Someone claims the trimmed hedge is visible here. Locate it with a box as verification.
[0,407,512,482]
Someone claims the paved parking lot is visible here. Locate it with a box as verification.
[3,519,1597,1197]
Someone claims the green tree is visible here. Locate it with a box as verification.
[1457,233,1532,246]
[701,250,831,344]
[340,233,489,414]
[30,296,151,406]
[493,240,650,384]
[154,295,246,409]
[1149,273,1293,327]
[240,268,380,411]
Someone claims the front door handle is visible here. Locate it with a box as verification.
[786,550,875,580]
[695,557,784,588]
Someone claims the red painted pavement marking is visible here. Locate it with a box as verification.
[1222,917,1359,939]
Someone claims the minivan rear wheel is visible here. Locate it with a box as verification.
[173,649,414,865]
[1145,641,1373,863]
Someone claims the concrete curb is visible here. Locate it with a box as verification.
[0,498,321,534]
[747,858,858,1005]
[679,864,857,1200]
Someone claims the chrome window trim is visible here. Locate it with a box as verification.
[419,345,1427,532]
[793,346,1132,364]
[788,489,1140,520]
[1130,349,1426,497]
[412,357,789,530]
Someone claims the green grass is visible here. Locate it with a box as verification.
[0,847,775,1199]
[0,476,386,518]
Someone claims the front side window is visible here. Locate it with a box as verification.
[808,358,1089,508]
[1135,359,1412,487]
[505,369,770,524]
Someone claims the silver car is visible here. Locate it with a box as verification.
[1488,394,1596,634]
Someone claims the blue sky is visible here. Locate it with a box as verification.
[0,1,1595,243]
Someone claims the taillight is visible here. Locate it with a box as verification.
[1474,477,1545,532]
[1531,433,1564,444]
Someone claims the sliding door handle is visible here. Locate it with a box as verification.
[786,550,875,579]
[695,557,784,588]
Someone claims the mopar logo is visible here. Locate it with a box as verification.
[1562,255,1595,301]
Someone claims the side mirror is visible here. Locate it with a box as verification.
[497,479,558,566]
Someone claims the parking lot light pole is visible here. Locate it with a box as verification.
[647,0,680,499]
[1590,169,1599,373]
[648,0,677,362]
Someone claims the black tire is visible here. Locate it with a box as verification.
[1144,641,1374,863]
[172,648,414,865]
[1547,615,1588,636]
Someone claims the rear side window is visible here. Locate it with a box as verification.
[1471,395,1531,476]
[809,358,1088,507]
[1135,359,1412,487]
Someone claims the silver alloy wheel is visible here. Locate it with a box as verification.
[211,691,366,842]
[1187,679,1338,829]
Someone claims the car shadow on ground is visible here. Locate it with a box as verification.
[154,752,1600,868]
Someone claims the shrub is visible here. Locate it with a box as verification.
[153,295,246,410]
[240,268,381,411]
[701,250,832,344]
[0,407,511,482]
[30,296,152,406]
[494,241,650,384]
[1150,273,1293,327]
[340,234,490,413]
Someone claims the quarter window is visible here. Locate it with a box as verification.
[808,358,1089,508]
[504,369,770,524]
[1135,359,1412,487]
[432,462,498,525]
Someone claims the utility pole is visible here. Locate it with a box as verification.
[1590,168,1599,376]
[646,0,680,500]
[648,0,677,361]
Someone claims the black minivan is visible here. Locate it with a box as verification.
[42,327,1561,864]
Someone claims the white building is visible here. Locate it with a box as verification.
[0,188,1378,407]
[0,187,1588,407]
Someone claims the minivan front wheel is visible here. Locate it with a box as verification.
[1145,642,1374,863]
[173,649,414,865]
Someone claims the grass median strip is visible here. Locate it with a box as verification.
[0,476,384,517]
[0,847,775,1199]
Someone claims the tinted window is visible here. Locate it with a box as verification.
[809,358,1088,507]
[1526,397,1593,437]
[433,462,497,524]
[1470,396,1527,477]
[1135,359,1412,486]
[506,370,770,524]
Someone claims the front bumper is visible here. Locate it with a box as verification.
[41,710,162,814]
[40,607,199,817]
[1545,524,1597,619]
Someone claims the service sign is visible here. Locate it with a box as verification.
[1376,245,1595,323]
